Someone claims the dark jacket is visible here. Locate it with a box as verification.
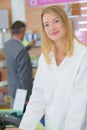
[4,38,33,102]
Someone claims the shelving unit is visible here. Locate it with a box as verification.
[28,45,41,78]
[0,49,8,108]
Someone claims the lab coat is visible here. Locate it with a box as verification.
[19,39,87,130]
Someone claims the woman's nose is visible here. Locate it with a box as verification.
[49,24,55,31]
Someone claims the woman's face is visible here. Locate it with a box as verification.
[42,13,65,43]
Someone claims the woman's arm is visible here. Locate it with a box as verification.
[64,52,87,130]
[19,54,46,130]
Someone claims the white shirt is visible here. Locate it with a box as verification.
[19,39,87,130]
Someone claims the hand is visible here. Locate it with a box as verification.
[4,128,22,130]
[29,40,36,47]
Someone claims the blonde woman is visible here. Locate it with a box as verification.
[5,5,87,130]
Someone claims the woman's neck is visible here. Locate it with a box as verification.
[54,41,65,66]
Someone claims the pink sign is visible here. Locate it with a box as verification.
[28,0,79,7]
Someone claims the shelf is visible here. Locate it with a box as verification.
[0,80,8,88]
[0,86,8,93]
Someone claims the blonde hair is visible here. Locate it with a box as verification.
[41,5,77,64]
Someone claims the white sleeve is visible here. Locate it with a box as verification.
[19,54,46,130]
[64,52,87,130]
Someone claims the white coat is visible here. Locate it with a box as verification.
[19,39,87,130]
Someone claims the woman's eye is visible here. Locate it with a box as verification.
[54,19,59,23]
[44,23,49,27]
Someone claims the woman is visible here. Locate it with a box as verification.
[5,5,87,130]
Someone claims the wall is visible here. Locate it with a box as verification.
[0,0,26,26]
[25,1,43,32]
[0,0,11,26]
[11,0,26,22]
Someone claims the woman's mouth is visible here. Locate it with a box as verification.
[51,31,59,35]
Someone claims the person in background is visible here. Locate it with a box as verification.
[4,20,35,108]
[5,5,87,130]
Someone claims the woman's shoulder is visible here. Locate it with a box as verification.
[73,39,87,56]
[38,53,46,65]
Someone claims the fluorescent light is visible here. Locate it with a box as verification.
[78,21,87,24]
[81,7,87,10]
[78,28,87,31]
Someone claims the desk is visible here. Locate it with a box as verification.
[0,109,45,130]
[0,109,22,115]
